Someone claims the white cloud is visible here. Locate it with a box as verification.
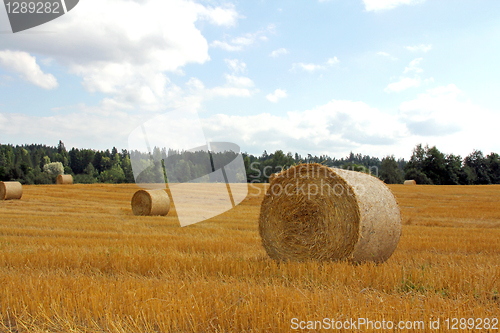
[385,77,422,92]
[291,57,339,72]
[0,0,241,110]
[377,51,398,60]
[269,48,289,58]
[223,74,254,88]
[266,89,287,103]
[405,44,432,52]
[385,58,432,92]
[224,59,247,74]
[0,50,58,89]
[201,99,405,157]
[363,0,426,12]
[292,62,325,72]
[396,84,500,155]
[326,57,340,65]
[210,25,274,52]
[186,77,205,91]
[2,85,499,158]
[185,73,256,99]
[200,86,500,158]
[0,104,139,150]
[209,87,253,98]
[197,4,239,27]
[404,57,423,73]
[210,41,243,52]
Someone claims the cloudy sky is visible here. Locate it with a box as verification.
[1,0,499,159]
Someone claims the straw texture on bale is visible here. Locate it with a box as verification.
[259,163,401,263]
[0,181,23,200]
[269,173,278,183]
[56,174,73,185]
[404,179,417,185]
[131,189,170,216]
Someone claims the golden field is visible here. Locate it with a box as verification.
[0,183,499,332]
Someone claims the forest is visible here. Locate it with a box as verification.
[0,141,499,185]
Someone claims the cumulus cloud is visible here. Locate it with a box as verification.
[405,44,432,52]
[0,104,139,150]
[396,84,492,144]
[394,84,500,157]
[269,48,289,58]
[363,0,426,11]
[291,57,339,72]
[0,50,58,89]
[266,89,287,103]
[199,86,500,158]
[3,84,499,158]
[0,0,241,110]
[201,99,405,156]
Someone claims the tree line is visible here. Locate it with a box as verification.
[1,141,499,185]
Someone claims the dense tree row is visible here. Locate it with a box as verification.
[0,141,134,184]
[400,144,500,185]
[1,141,499,185]
[243,145,500,185]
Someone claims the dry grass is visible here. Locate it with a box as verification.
[0,183,499,332]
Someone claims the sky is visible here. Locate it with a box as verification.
[0,0,499,160]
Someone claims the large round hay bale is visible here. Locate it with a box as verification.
[404,179,416,185]
[56,174,73,185]
[259,163,401,263]
[131,189,170,216]
[269,173,277,183]
[0,181,23,200]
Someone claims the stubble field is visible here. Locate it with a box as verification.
[0,183,499,332]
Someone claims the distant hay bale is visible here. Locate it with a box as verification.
[0,181,23,200]
[131,189,170,216]
[404,180,417,185]
[259,163,401,263]
[56,174,73,185]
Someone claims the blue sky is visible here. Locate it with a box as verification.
[1,0,499,159]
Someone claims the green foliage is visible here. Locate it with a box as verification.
[380,155,404,184]
[100,165,126,183]
[404,168,433,185]
[342,162,369,173]
[1,142,499,185]
[404,144,469,185]
[464,150,491,184]
[43,162,64,176]
[486,153,500,184]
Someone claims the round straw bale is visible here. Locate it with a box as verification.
[131,189,170,216]
[56,174,73,185]
[269,173,277,183]
[404,179,416,185]
[259,163,401,263]
[0,181,23,200]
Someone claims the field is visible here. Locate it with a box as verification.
[0,183,499,332]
